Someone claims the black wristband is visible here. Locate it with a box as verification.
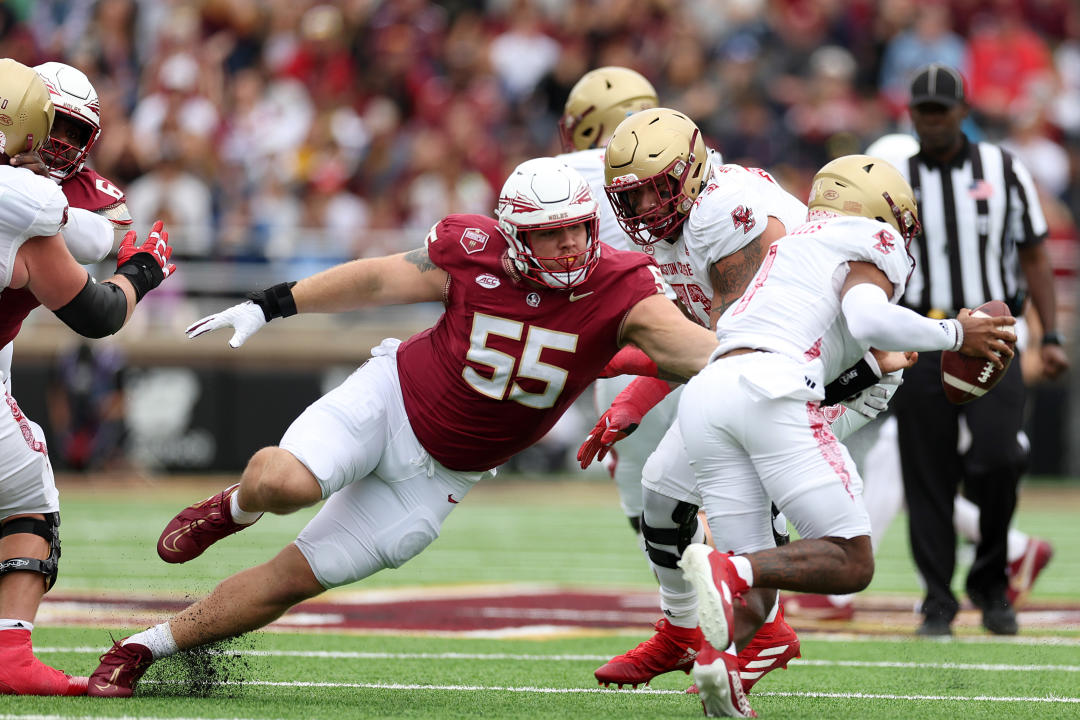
[823,357,880,406]
[1042,330,1064,346]
[246,281,298,321]
[115,251,164,302]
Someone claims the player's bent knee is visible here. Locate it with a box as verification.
[243,447,321,511]
[831,535,874,592]
[0,513,61,592]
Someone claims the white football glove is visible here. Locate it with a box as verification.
[845,369,904,420]
[185,300,267,348]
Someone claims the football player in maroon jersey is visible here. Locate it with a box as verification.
[2,62,133,392]
[87,157,721,697]
[0,59,174,697]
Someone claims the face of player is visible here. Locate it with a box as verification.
[910,101,967,157]
[47,114,92,162]
[625,180,677,229]
[528,221,589,269]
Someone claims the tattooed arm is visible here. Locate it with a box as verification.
[292,247,449,313]
[706,216,787,329]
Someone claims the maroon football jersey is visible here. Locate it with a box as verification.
[397,214,664,471]
[0,168,126,348]
[60,168,128,216]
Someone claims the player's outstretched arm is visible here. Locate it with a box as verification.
[187,247,449,347]
[620,294,719,380]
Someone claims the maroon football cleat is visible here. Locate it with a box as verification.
[692,639,757,717]
[0,629,88,696]
[157,483,253,563]
[594,618,702,688]
[1007,537,1053,606]
[87,638,153,697]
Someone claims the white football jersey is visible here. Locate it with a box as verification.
[0,165,68,291]
[647,160,807,328]
[714,215,914,387]
[556,147,630,252]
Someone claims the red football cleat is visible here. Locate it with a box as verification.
[0,628,88,696]
[780,592,855,621]
[594,619,702,688]
[87,638,153,697]
[157,483,252,563]
[737,605,801,692]
[1007,537,1053,606]
[692,639,757,718]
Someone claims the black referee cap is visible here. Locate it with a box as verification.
[909,63,965,108]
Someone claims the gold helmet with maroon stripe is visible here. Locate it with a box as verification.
[559,66,658,152]
[0,58,54,158]
[809,154,921,247]
[496,157,601,289]
[603,108,710,245]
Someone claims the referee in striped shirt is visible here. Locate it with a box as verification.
[889,64,1069,636]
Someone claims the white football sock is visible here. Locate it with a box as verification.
[123,622,179,660]
[230,491,263,525]
[730,555,754,587]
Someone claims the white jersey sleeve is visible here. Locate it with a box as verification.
[0,166,69,290]
[683,164,808,274]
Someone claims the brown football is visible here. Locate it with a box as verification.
[940,300,1014,404]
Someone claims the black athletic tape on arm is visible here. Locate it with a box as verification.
[115,251,164,302]
[53,275,128,338]
[246,281,298,321]
[823,357,880,406]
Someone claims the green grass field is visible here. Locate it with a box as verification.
[2,475,1078,720]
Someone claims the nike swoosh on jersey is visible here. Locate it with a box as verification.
[568,291,594,302]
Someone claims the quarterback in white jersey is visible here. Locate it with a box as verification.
[676,156,1015,718]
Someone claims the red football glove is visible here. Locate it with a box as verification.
[578,376,673,469]
[599,344,659,378]
[115,220,175,301]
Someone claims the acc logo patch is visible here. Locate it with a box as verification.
[460,227,489,254]
[0,114,11,126]
[475,273,500,289]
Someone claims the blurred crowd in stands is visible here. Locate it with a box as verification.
[2,0,1077,281]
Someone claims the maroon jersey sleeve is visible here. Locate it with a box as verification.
[60,168,128,216]
[397,218,663,471]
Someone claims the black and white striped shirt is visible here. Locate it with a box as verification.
[895,136,1047,317]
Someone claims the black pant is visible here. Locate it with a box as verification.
[891,350,1027,622]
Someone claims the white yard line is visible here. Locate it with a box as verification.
[37,646,1080,672]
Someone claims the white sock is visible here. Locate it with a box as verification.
[230,490,263,525]
[0,619,32,631]
[123,622,179,660]
[730,555,754,587]
[1006,529,1029,564]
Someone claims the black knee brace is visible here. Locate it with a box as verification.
[641,501,699,569]
[0,513,61,592]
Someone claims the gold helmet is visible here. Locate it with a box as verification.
[809,154,921,246]
[0,58,54,157]
[603,107,710,245]
[559,66,658,152]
